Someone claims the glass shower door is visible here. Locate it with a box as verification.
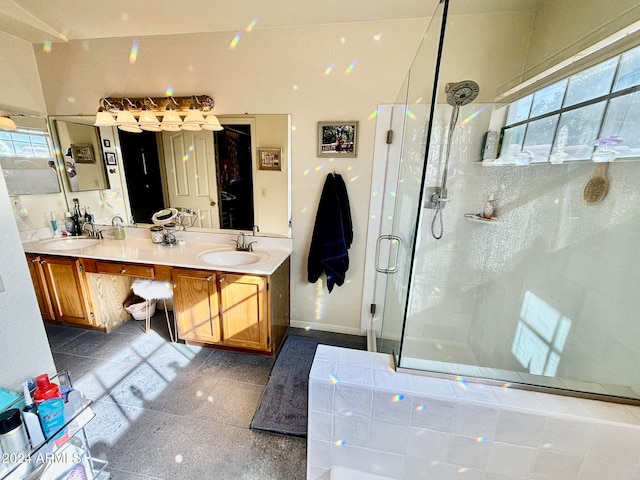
[376,4,447,358]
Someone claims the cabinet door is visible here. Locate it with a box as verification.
[26,255,54,320]
[219,274,268,351]
[172,269,221,344]
[41,256,94,326]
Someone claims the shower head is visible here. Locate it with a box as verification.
[445,80,480,106]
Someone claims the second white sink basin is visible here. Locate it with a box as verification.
[197,249,270,267]
[42,237,101,251]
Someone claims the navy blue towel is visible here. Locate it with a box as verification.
[307,173,353,292]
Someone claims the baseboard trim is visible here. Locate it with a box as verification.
[289,320,363,336]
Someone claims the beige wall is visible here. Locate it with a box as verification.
[33,20,429,333]
[0,31,56,391]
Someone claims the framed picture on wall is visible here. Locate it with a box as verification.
[317,121,358,158]
[105,152,117,166]
[70,143,95,164]
[257,148,282,171]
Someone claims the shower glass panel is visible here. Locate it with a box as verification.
[393,0,640,401]
[376,3,447,358]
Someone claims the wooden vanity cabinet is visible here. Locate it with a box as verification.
[27,254,95,326]
[26,254,54,320]
[171,269,222,344]
[172,257,290,355]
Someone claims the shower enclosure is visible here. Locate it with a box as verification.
[368,0,640,402]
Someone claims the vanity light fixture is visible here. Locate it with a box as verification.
[0,115,17,131]
[94,94,221,133]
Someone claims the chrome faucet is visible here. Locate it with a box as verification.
[234,232,257,252]
[82,221,103,239]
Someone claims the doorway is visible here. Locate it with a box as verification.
[118,130,165,224]
[214,125,255,230]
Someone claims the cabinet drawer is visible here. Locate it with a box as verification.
[94,261,155,278]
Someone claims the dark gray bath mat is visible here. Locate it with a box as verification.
[250,335,353,437]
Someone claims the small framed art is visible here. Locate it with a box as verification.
[105,152,117,166]
[258,148,282,171]
[317,121,358,158]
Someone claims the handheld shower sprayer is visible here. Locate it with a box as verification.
[429,80,479,239]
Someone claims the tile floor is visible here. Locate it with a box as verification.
[45,316,365,480]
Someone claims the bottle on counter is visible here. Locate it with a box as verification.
[64,212,74,235]
[112,215,126,240]
[482,193,496,219]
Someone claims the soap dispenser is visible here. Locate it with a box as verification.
[112,215,126,240]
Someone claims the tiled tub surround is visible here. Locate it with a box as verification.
[307,346,640,480]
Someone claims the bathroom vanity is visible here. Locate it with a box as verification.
[23,230,291,355]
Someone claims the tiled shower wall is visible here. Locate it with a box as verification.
[308,345,640,480]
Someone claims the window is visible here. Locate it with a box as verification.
[499,44,640,163]
[0,129,59,195]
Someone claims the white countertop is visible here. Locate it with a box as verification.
[22,228,292,276]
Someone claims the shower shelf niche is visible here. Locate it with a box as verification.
[464,213,498,224]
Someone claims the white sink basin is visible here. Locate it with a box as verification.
[42,237,101,251]
[197,249,269,267]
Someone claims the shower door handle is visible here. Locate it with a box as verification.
[375,235,401,274]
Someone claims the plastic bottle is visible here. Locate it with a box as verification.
[33,374,67,445]
[0,409,32,476]
[483,193,496,219]
[112,216,126,240]
[22,382,45,448]
[50,212,58,234]
[33,374,61,404]
[65,212,74,235]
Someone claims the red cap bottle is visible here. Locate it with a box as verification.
[33,374,62,404]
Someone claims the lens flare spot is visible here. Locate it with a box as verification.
[457,467,468,473]
[334,440,345,446]
[207,396,214,402]
[456,376,468,389]
[347,165,353,171]
[304,325,313,331]
[329,375,338,384]
[432,286,441,294]
[67,97,76,104]
[42,40,52,53]
[182,144,195,162]
[293,85,299,90]
[368,109,379,119]
[415,96,424,103]
[415,405,426,411]
[196,390,204,397]
[502,383,512,389]
[371,190,379,196]
[392,395,404,403]
[129,38,139,64]
[174,454,183,463]
[406,109,416,120]
[349,175,359,183]
[542,443,553,449]
[476,436,487,443]
[344,60,357,75]
[165,86,174,97]
[314,164,324,172]
[246,18,258,32]
[387,190,396,197]
[301,207,308,214]
[120,13,129,21]
[324,63,335,76]
[340,37,346,44]
[374,33,382,41]
[229,32,241,49]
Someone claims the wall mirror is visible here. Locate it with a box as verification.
[48,113,291,238]
[50,117,110,192]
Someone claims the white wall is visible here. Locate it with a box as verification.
[0,31,56,391]
[32,19,430,334]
